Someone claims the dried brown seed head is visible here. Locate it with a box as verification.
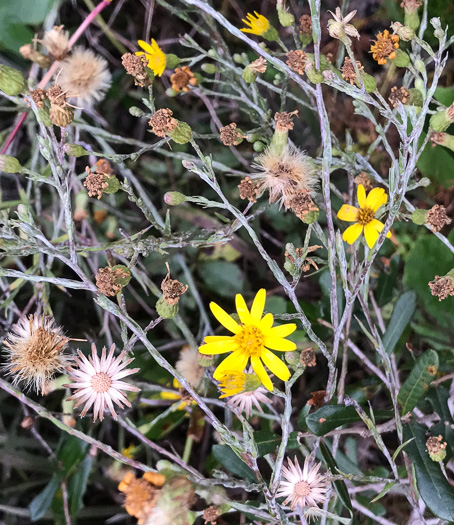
[389,86,410,108]
[96,266,129,297]
[121,53,149,87]
[148,108,178,138]
[249,57,267,74]
[220,122,244,146]
[96,158,114,175]
[203,506,220,525]
[299,14,312,35]
[426,204,452,233]
[354,172,373,191]
[84,167,108,199]
[170,66,197,93]
[46,84,67,105]
[29,88,46,108]
[429,275,454,301]
[430,131,446,146]
[285,188,318,219]
[161,264,188,305]
[49,104,74,127]
[238,176,259,203]
[341,57,363,85]
[286,50,307,75]
[274,110,298,132]
[301,347,316,367]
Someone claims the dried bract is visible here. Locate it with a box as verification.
[96,266,129,296]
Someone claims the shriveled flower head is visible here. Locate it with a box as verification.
[370,30,400,65]
[170,66,197,93]
[199,289,297,391]
[2,314,70,394]
[251,144,318,208]
[429,274,454,301]
[337,184,391,249]
[136,39,166,77]
[118,471,165,525]
[176,345,204,387]
[40,25,69,61]
[65,343,140,422]
[327,8,360,42]
[59,47,111,106]
[276,457,329,512]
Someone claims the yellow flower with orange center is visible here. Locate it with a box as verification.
[370,30,399,65]
[136,39,166,76]
[199,289,297,391]
[337,184,392,249]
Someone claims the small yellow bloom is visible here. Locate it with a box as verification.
[218,370,247,398]
[199,289,297,391]
[136,39,166,77]
[240,12,278,41]
[337,184,392,249]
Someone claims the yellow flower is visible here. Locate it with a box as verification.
[240,12,278,41]
[337,184,392,249]
[199,289,297,391]
[136,39,166,77]
[218,370,247,398]
[161,378,193,410]
[370,30,399,65]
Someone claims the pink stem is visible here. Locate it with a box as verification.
[1,0,112,155]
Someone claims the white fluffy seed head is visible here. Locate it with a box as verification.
[58,47,111,106]
[175,345,204,387]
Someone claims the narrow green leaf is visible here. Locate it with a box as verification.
[370,481,397,503]
[404,423,454,521]
[212,445,256,483]
[392,438,414,463]
[29,474,61,521]
[69,455,93,516]
[254,430,299,457]
[306,405,392,436]
[383,291,416,354]
[398,350,439,414]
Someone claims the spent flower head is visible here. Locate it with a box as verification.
[370,30,400,65]
[40,25,69,61]
[337,184,392,249]
[327,8,360,42]
[3,314,70,394]
[199,289,297,391]
[65,343,140,421]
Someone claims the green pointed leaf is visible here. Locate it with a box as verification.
[370,481,397,503]
[254,430,299,457]
[404,423,454,521]
[68,455,93,516]
[212,445,256,483]
[398,350,439,414]
[306,405,392,436]
[382,292,416,354]
[29,474,61,521]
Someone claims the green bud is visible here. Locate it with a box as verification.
[302,208,319,224]
[207,49,217,58]
[390,22,414,41]
[419,177,431,187]
[430,104,454,132]
[262,26,279,42]
[164,191,187,205]
[393,49,410,68]
[404,10,420,31]
[103,175,120,194]
[168,121,193,144]
[129,106,145,117]
[201,63,218,74]
[165,53,181,69]
[253,141,266,152]
[156,295,179,319]
[64,143,89,157]
[0,64,25,96]
[411,209,428,225]
[414,59,425,73]
[244,373,262,392]
[285,350,301,368]
[284,259,296,274]
[0,154,23,174]
[233,53,243,64]
[242,65,257,83]
[300,33,313,46]
[407,88,423,107]
[277,7,295,27]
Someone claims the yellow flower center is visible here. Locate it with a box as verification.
[218,370,246,397]
[91,372,112,393]
[357,207,375,225]
[234,324,264,356]
[295,480,311,497]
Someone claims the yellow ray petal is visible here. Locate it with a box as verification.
[210,302,240,334]
[268,323,297,338]
[264,336,297,351]
[199,340,236,355]
[337,204,359,222]
[260,312,274,332]
[235,294,251,325]
[251,355,273,391]
[261,350,291,381]
[366,187,388,212]
[137,40,154,55]
[213,351,249,380]
[250,289,266,321]
[203,336,233,343]
[364,222,380,249]
[357,184,366,208]
[342,222,363,245]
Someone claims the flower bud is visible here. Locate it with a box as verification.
[0,154,23,173]
[404,10,420,31]
[165,53,181,68]
[407,88,423,106]
[253,141,266,152]
[168,121,193,144]
[64,143,89,157]
[49,104,74,127]
[414,59,425,73]
[164,191,187,205]
[0,64,25,96]
[285,350,301,368]
[242,65,257,83]
[277,3,295,27]
[305,63,324,84]
[430,103,454,132]
[390,22,415,41]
